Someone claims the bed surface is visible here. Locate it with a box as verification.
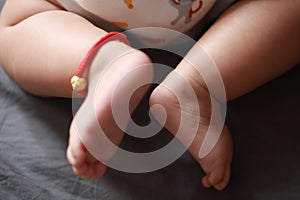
[1,0,300,199]
[2,64,300,200]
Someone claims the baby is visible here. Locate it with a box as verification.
[0,0,299,191]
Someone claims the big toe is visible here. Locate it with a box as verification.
[202,162,231,190]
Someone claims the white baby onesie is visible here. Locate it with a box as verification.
[57,0,216,45]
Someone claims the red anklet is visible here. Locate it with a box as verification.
[70,32,130,97]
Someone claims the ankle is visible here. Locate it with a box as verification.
[175,61,209,94]
[173,63,212,119]
[90,41,133,72]
[85,41,134,88]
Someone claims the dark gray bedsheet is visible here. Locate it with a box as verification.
[2,63,300,200]
[1,0,300,199]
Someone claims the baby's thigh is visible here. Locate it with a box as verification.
[0,0,63,26]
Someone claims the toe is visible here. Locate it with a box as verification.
[66,146,78,166]
[202,175,212,188]
[72,163,88,177]
[92,162,107,178]
[67,144,86,168]
[214,166,231,190]
[214,181,228,190]
[84,154,106,179]
[208,164,225,187]
[81,165,94,179]
[77,161,106,179]
[68,124,89,167]
[206,163,231,191]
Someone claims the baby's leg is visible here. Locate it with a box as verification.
[151,0,300,190]
[0,0,152,178]
[0,0,107,97]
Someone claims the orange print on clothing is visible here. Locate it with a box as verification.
[111,21,129,28]
[124,0,134,9]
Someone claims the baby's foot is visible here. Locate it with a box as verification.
[67,41,152,179]
[150,62,232,190]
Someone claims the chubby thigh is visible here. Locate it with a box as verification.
[0,0,61,26]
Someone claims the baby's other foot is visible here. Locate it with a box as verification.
[67,41,152,179]
[150,63,232,190]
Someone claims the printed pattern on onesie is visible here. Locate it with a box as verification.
[73,0,216,45]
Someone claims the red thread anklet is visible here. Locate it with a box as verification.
[70,32,130,97]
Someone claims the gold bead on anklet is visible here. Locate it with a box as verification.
[70,76,87,91]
